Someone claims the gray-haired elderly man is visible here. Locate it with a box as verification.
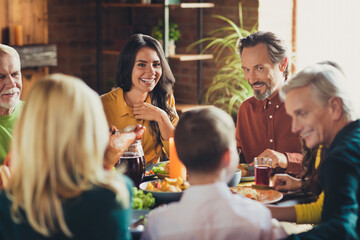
[0,44,24,165]
[280,61,359,240]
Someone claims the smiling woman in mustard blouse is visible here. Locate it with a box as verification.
[101,34,178,166]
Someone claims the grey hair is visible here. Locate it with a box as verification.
[0,44,20,59]
[280,61,356,121]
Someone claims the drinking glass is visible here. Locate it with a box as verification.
[254,157,272,186]
[117,139,145,187]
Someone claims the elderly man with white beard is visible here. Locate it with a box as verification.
[0,44,23,165]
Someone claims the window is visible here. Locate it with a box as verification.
[296,0,360,113]
[259,0,360,115]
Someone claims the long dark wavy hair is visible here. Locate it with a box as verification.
[115,33,176,147]
[300,140,325,196]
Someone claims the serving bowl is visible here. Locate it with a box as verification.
[227,169,242,187]
[139,180,184,204]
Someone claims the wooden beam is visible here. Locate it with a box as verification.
[180,3,215,8]
[14,44,57,69]
[102,3,163,8]
[169,54,213,61]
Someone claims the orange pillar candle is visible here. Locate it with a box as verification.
[14,25,23,46]
[169,137,186,180]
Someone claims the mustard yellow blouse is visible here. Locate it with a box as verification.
[294,146,324,224]
[101,88,179,166]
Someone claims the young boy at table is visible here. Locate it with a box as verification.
[142,107,286,240]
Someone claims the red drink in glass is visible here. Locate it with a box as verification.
[254,157,272,186]
[118,153,145,187]
[255,165,271,186]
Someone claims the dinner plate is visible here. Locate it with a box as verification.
[131,209,151,237]
[143,173,156,181]
[144,171,156,181]
[144,162,167,181]
[145,161,169,180]
[241,176,255,182]
[256,189,283,204]
[154,172,170,179]
[230,186,283,204]
[139,180,183,204]
[240,165,255,182]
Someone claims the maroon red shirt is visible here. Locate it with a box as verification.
[236,91,303,175]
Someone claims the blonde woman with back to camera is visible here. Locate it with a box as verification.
[0,74,137,240]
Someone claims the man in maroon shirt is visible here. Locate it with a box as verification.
[236,31,303,176]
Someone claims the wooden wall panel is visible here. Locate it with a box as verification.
[1,0,49,100]
[8,0,48,45]
[0,0,9,43]
[21,68,49,101]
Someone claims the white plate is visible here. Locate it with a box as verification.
[230,186,283,204]
[131,209,150,236]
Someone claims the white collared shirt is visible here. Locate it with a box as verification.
[141,182,286,240]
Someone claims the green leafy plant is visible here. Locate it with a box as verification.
[187,2,257,119]
[151,19,180,42]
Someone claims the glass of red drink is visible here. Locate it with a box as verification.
[254,157,272,186]
[117,139,145,187]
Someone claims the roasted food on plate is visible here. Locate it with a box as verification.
[238,163,249,177]
[145,169,155,176]
[145,177,189,193]
[152,162,170,175]
[230,186,262,201]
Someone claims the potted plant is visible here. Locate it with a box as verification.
[152,19,180,55]
[187,3,257,121]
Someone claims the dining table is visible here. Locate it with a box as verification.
[237,180,317,206]
[237,180,317,235]
[131,175,317,240]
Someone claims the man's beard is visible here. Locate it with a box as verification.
[0,89,20,111]
[0,97,19,110]
[252,82,274,101]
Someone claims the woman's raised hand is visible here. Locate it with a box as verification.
[133,102,175,141]
[103,125,146,170]
[133,102,165,122]
[272,173,302,192]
